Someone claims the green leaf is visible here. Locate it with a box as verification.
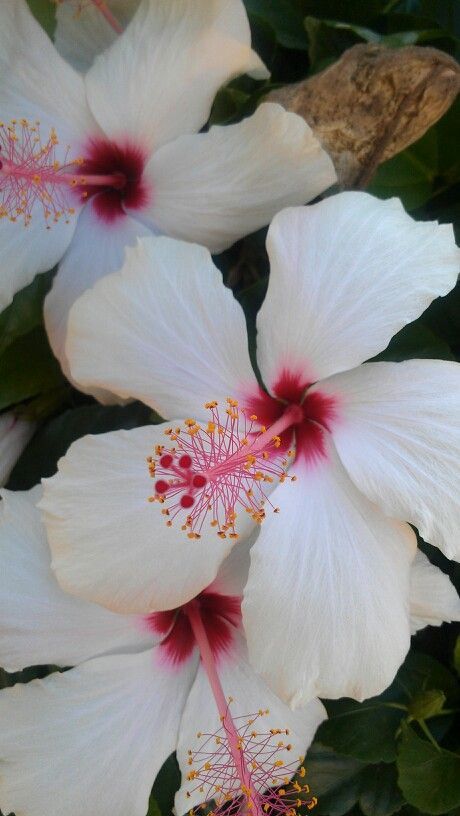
[391,652,460,707]
[372,322,454,363]
[147,796,163,816]
[359,764,405,816]
[301,0,385,24]
[305,742,366,816]
[209,87,251,126]
[0,326,64,412]
[0,271,54,357]
[304,16,361,71]
[150,754,181,816]
[8,402,154,489]
[397,724,460,814]
[369,152,433,211]
[244,0,309,49]
[408,690,447,721]
[26,0,56,36]
[317,698,405,763]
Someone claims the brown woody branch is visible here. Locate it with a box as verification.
[267,44,460,188]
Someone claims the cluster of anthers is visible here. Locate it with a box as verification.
[186,706,317,816]
[147,399,296,539]
[0,119,79,227]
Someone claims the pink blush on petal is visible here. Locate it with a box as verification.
[144,591,243,670]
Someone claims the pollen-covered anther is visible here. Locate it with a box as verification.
[147,399,294,537]
[0,120,81,226]
[185,706,316,816]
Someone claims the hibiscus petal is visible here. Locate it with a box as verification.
[145,103,336,253]
[85,0,267,153]
[0,649,195,816]
[0,488,154,672]
[66,236,258,418]
[242,445,416,706]
[210,538,254,597]
[257,193,459,389]
[40,425,243,614]
[0,1,94,140]
[410,550,460,633]
[44,200,151,398]
[316,360,460,561]
[55,0,141,73]
[175,631,326,815]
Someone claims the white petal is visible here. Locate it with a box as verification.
[410,550,460,633]
[316,360,460,561]
[0,413,35,485]
[55,0,140,73]
[0,207,79,313]
[44,201,151,398]
[66,236,258,418]
[243,445,416,706]
[211,537,254,596]
[40,425,241,614]
[146,103,336,253]
[0,649,195,816]
[257,193,459,389]
[85,0,267,153]
[175,632,326,815]
[0,1,94,143]
[0,488,154,672]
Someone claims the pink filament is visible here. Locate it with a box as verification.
[90,0,123,33]
[184,600,316,816]
[0,120,131,226]
[187,600,263,814]
[148,401,300,538]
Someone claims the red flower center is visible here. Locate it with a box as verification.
[78,136,151,223]
[244,367,339,467]
[145,591,242,667]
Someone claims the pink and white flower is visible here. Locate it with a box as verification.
[0,411,35,485]
[0,0,335,382]
[41,191,460,705]
[0,487,325,816]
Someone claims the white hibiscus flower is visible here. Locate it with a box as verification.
[41,191,460,705]
[0,0,336,384]
[0,487,325,816]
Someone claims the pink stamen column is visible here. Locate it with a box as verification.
[90,0,124,34]
[186,600,264,816]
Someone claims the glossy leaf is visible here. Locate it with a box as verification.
[359,764,405,816]
[0,271,54,357]
[317,698,405,763]
[0,327,64,412]
[397,724,460,814]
